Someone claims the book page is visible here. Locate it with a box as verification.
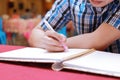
[0,47,88,63]
[63,51,120,77]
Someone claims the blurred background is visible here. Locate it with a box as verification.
[0,0,74,46]
[0,0,55,16]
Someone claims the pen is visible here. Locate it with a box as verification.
[44,19,68,51]
[52,48,96,71]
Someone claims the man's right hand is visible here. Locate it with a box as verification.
[29,27,67,52]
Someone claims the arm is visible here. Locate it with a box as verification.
[66,23,120,50]
[29,0,71,52]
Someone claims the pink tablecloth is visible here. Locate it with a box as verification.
[0,45,119,80]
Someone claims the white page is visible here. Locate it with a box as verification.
[0,47,88,63]
[63,51,120,77]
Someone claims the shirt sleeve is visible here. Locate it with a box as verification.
[40,0,71,31]
[104,6,120,30]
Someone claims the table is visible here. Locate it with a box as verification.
[0,45,119,80]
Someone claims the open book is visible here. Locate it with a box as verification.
[0,47,120,77]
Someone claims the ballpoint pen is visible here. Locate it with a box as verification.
[44,19,68,51]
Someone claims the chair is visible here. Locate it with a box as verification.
[0,31,6,44]
[0,17,6,44]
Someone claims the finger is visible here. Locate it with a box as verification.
[45,30,65,42]
[44,44,65,52]
[42,36,62,47]
[43,36,68,52]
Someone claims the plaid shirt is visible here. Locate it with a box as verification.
[40,0,120,53]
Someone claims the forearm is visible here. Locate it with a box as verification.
[66,33,99,49]
[66,33,110,50]
[66,23,120,51]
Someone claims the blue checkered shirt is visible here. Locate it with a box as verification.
[40,0,120,53]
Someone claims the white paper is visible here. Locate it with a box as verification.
[0,47,87,63]
[63,51,120,77]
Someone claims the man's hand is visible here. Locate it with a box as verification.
[29,27,67,52]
